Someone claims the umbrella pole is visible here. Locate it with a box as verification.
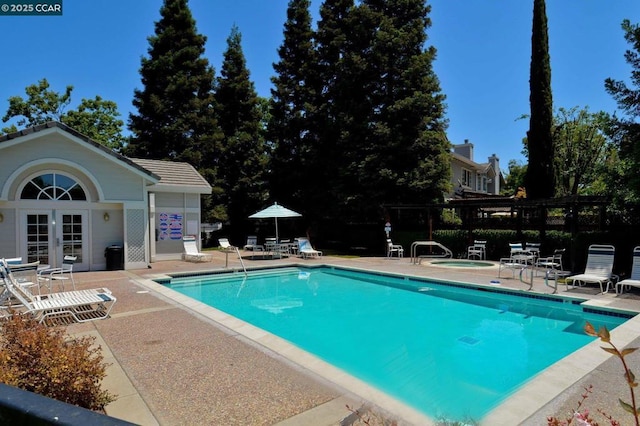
[275,217,279,242]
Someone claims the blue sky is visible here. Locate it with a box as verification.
[1,0,639,171]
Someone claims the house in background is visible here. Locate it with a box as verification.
[0,122,211,271]
[450,139,503,199]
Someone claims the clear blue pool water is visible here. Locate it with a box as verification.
[163,266,632,421]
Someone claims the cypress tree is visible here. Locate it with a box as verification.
[127,0,221,171]
[214,25,268,239]
[525,0,555,199]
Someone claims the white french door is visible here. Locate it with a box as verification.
[22,210,88,270]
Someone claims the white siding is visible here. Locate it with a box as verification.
[0,208,17,256]
[2,134,147,202]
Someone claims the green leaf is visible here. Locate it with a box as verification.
[621,347,638,356]
[601,347,618,355]
[620,398,635,414]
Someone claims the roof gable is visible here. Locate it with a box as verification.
[0,121,159,181]
[1,121,211,193]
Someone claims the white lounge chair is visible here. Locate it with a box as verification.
[1,259,116,324]
[298,238,323,259]
[387,239,404,258]
[565,244,617,294]
[616,246,640,295]
[182,236,213,262]
[218,238,234,250]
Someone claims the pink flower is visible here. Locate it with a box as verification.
[573,410,591,426]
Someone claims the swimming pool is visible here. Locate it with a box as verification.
[161,266,632,421]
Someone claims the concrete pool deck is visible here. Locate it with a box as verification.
[62,251,640,425]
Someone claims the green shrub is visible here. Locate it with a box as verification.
[0,312,116,411]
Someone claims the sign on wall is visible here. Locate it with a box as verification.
[158,212,183,240]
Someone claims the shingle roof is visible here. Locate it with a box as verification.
[130,158,211,190]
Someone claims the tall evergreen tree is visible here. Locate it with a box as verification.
[126,0,221,172]
[525,0,555,199]
[214,25,268,239]
[268,0,317,213]
[365,0,450,206]
[314,0,358,219]
[315,0,450,220]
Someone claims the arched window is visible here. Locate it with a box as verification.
[20,173,87,201]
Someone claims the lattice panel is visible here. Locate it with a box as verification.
[126,209,146,263]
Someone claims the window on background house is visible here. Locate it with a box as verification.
[477,174,488,192]
[462,169,472,187]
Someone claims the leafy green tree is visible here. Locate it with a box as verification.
[552,106,611,196]
[2,79,72,131]
[64,96,126,151]
[268,0,317,213]
[525,0,555,199]
[604,19,640,205]
[501,160,527,196]
[214,25,269,238]
[127,0,221,169]
[2,79,126,150]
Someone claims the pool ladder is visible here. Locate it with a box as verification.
[235,247,248,276]
[519,264,534,291]
[223,246,248,276]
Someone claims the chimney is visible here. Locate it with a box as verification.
[488,154,500,194]
[453,139,474,160]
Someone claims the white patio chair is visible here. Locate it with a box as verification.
[387,239,404,258]
[38,255,77,292]
[467,240,487,260]
[499,243,534,278]
[535,248,565,277]
[243,235,264,251]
